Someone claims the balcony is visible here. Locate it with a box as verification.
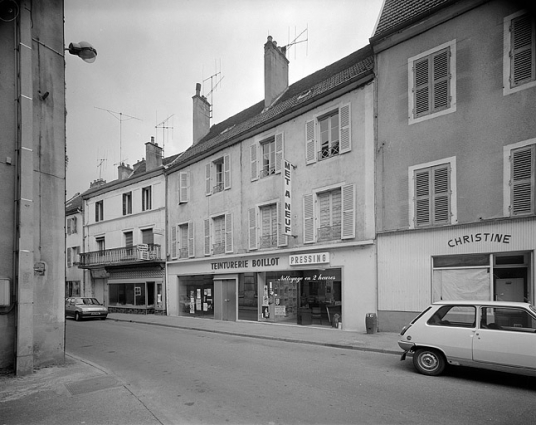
[78,244,162,268]
[260,234,277,248]
[317,225,341,242]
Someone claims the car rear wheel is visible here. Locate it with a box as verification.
[413,348,446,376]
[74,312,81,321]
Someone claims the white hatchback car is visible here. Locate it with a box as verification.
[399,301,536,376]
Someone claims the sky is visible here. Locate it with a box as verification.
[64,0,384,199]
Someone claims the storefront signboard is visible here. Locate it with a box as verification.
[282,160,292,236]
[289,252,330,266]
[210,256,280,270]
[447,232,512,248]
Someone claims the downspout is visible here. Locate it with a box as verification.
[15,0,35,376]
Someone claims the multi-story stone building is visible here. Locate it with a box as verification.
[371,0,536,331]
[165,37,376,332]
[78,141,180,314]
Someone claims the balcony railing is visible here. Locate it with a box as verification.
[213,183,224,193]
[318,143,340,161]
[317,225,341,242]
[78,244,162,268]
[260,234,277,248]
[212,242,225,255]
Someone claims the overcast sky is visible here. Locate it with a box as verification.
[64,0,384,198]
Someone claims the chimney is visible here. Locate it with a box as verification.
[264,36,289,109]
[192,83,211,145]
[145,136,163,171]
[117,162,133,180]
[90,178,106,188]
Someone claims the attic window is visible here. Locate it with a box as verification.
[220,125,235,135]
[297,90,312,101]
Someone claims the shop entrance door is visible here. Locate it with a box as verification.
[222,279,236,321]
[495,278,524,302]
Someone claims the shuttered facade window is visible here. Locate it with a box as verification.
[206,154,231,194]
[250,133,284,181]
[511,144,535,215]
[413,47,450,118]
[510,14,535,88]
[414,164,451,227]
[204,213,233,256]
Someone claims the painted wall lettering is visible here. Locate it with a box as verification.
[447,233,512,248]
[283,160,292,236]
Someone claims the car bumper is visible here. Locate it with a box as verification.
[398,340,415,352]
[81,312,108,318]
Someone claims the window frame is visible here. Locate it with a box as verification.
[122,191,132,216]
[503,10,536,96]
[95,200,104,222]
[503,138,535,216]
[248,201,288,251]
[250,132,284,181]
[206,154,231,195]
[408,40,456,125]
[409,157,457,229]
[142,186,152,211]
[204,212,233,256]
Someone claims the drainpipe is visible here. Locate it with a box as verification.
[15,0,35,376]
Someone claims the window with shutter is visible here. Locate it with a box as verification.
[170,225,177,259]
[204,219,211,256]
[414,164,451,227]
[409,41,456,124]
[178,223,189,258]
[511,145,534,215]
[179,172,189,203]
[260,204,277,248]
[188,222,195,258]
[225,213,233,253]
[511,14,535,87]
[248,207,258,250]
[303,194,314,243]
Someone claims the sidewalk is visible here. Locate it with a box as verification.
[0,314,401,425]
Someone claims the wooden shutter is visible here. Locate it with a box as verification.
[415,169,431,226]
[225,213,233,253]
[72,216,77,233]
[433,165,450,223]
[414,57,430,117]
[305,119,316,164]
[170,225,177,259]
[204,218,211,256]
[277,202,288,247]
[303,194,315,243]
[248,207,258,250]
[188,222,195,257]
[67,247,72,267]
[179,171,189,203]
[341,184,355,239]
[274,132,284,173]
[511,145,534,215]
[67,218,72,235]
[205,163,211,195]
[432,48,450,111]
[250,144,258,181]
[339,103,351,153]
[511,14,535,87]
[223,154,231,189]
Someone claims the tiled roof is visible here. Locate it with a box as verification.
[170,44,374,169]
[373,0,454,38]
[66,193,83,214]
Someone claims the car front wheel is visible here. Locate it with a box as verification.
[75,312,81,321]
[413,348,446,376]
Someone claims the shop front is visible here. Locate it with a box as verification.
[167,244,376,332]
[378,218,536,332]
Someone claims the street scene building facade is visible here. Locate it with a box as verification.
[372,0,536,331]
[66,193,84,297]
[165,38,376,332]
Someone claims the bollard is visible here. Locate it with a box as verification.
[365,313,377,334]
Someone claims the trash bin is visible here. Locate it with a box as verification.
[365,313,377,334]
[298,307,312,325]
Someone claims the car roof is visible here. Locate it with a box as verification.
[432,300,532,308]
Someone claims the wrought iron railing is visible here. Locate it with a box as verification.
[317,225,341,241]
[260,234,277,248]
[78,244,162,267]
[213,183,224,193]
[212,242,225,255]
[318,143,340,160]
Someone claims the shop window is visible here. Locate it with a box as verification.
[206,154,230,195]
[122,191,132,215]
[250,133,283,181]
[408,40,456,124]
[204,213,233,255]
[305,104,350,165]
[95,200,104,222]
[109,283,149,308]
[504,11,536,95]
[303,184,355,243]
[179,279,214,317]
[142,186,152,211]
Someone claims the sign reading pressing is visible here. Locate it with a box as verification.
[282,160,292,236]
[289,252,330,266]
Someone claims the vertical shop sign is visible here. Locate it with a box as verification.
[282,160,292,236]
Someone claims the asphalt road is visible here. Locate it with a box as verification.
[66,319,536,425]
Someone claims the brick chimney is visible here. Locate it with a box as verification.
[117,162,133,180]
[192,83,211,145]
[146,136,163,171]
[264,36,289,109]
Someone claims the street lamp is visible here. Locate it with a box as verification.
[66,41,97,63]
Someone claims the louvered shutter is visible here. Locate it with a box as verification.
[277,202,288,247]
[67,218,72,235]
[274,132,284,173]
[179,171,189,203]
[415,169,431,226]
[205,163,211,195]
[511,14,535,87]
[188,221,195,257]
[223,154,231,189]
[204,219,211,256]
[414,57,430,117]
[341,184,355,239]
[72,216,77,234]
[170,225,177,259]
[248,207,257,250]
[305,119,316,164]
[303,194,315,243]
[67,247,72,267]
[225,213,233,253]
[432,49,450,111]
[511,145,534,215]
[339,103,351,153]
[250,144,258,181]
[433,165,450,224]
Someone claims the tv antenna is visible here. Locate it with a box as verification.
[285,25,309,59]
[155,113,174,155]
[95,107,141,165]
[96,157,107,179]
[202,61,224,119]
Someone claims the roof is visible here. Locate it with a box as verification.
[372,0,454,38]
[169,44,374,170]
[65,193,83,214]
[432,300,534,308]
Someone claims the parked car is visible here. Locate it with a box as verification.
[65,297,108,321]
[398,301,536,376]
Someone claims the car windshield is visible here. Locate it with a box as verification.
[77,298,101,305]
